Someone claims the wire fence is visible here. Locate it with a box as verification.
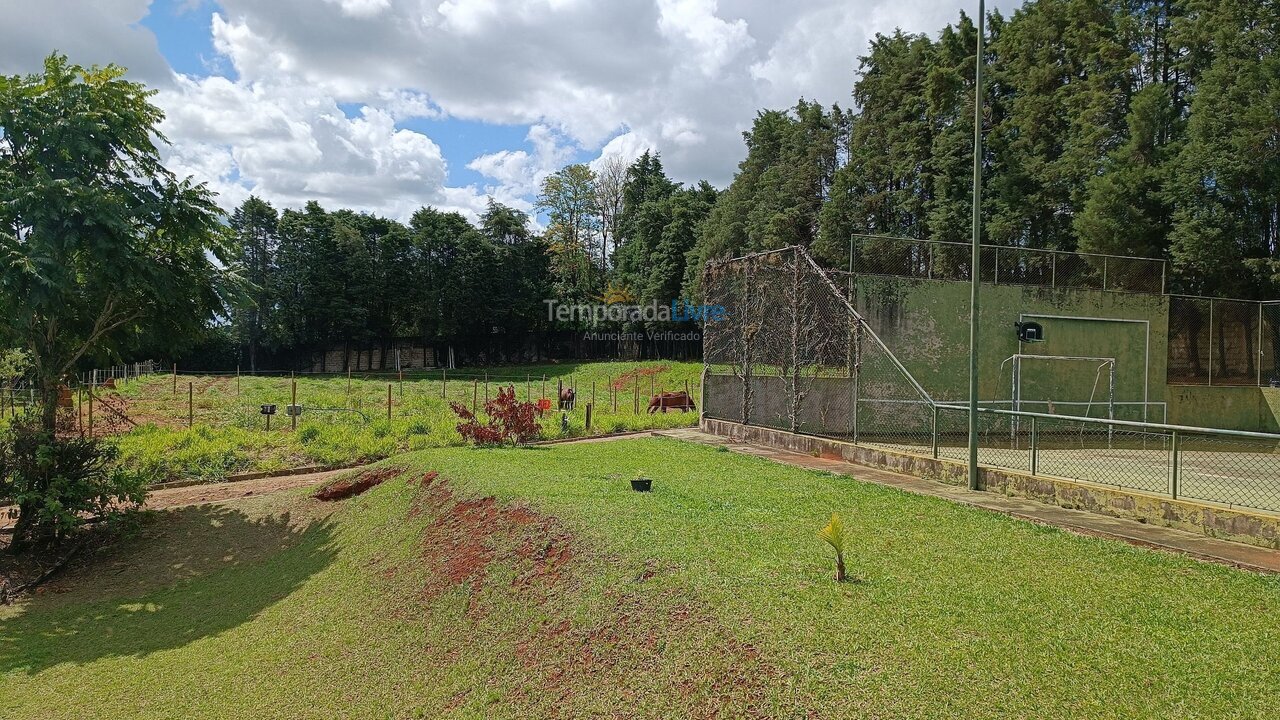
[703,245,936,450]
[35,362,700,439]
[703,245,1280,516]
[1168,296,1280,386]
[847,235,1168,294]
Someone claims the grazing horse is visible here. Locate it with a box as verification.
[647,391,696,413]
[558,387,576,410]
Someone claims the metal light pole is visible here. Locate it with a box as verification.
[967,0,986,491]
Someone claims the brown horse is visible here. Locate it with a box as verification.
[558,386,576,410]
[647,391,696,413]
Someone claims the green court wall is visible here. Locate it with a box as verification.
[852,276,1169,420]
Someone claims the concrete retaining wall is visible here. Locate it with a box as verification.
[702,417,1280,550]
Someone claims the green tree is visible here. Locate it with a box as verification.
[0,54,232,431]
[1166,0,1280,296]
[228,196,279,371]
[539,165,602,305]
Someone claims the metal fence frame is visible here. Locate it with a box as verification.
[848,234,1168,294]
[703,245,1280,516]
[1168,295,1280,387]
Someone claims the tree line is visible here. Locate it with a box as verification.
[696,0,1278,299]
[226,0,1279,370]
[221,152,716,370]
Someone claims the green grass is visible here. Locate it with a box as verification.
[4,437,1279,718]
[104,361,702,482]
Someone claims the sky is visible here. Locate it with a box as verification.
[1,0,1011,222]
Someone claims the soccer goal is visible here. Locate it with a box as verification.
[1000,353,1117,428]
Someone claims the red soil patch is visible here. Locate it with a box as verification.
[410,482,780,716]
[312,467,401,501]
[611,365,670,391]
[417,480,574,600]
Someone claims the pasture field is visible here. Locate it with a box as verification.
[99,361,702,483]
[3,437,1278,718]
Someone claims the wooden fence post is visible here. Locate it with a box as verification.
[290,378,297,430]
[473,379,478,414]
[88,388,94,437]
[585,402,593,431]
[387,383,392,421]
[172,364,177,394]
[188,381,194,428]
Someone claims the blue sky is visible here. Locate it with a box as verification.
[4,0,1003,221]
[138,0,595,195]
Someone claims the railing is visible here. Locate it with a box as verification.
[846,234,1168,295]
[930,405,1280,514]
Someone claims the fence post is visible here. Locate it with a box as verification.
[290,378,297,430]
[585,402,593,431]
[88,388,94,437]
[1259,302,1264,387]
[1102,256,1108,291]
[188,381,194,428]
[1051,253,1057,289]
[1208,300,1215,386]
[387,383,392,421]
[442,368,447,399]
[931,405,939,459]
[172,364,177,394]
[1030,415,1038,476]
[1170,430,1180,500]
[473,379,478,414]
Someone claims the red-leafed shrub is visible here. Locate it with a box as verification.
[450,386,542,446]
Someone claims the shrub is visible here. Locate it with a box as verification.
[818,513,848,582]
[0,416,146,550]
[450,386,541,446]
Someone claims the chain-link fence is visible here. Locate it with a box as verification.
[703,246,935,453]
[847,235,1167,294]
[932,405,1280,513]
[703,246,1280,515]
[1168,296,1280,386]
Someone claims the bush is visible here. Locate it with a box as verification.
[450,386,541,446]
[0,416,146,550]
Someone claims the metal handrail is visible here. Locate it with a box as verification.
[935,403,1280,441]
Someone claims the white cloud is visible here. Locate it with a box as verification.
[156,73,484,220]
[2,0,1015,218]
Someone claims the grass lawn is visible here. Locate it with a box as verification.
[101,361,702,482]
[3,437,1279,718]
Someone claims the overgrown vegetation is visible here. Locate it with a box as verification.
[104,362,700,482]
[0,416,145,550]
[3,438,1278,718]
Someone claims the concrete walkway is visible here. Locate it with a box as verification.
[655,427,1280,575]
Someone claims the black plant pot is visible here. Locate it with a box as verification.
[630,478,652,492]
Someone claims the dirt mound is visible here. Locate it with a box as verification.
[416,481,573,599]
[611,365,670,391]
[313,467,402,501]
[410,482,780,716]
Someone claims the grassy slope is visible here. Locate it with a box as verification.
[109,361,702,482]
[4,438,1279,719]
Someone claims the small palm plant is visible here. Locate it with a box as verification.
[818,513,848,582]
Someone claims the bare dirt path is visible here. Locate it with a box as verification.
[141,468,350,510]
